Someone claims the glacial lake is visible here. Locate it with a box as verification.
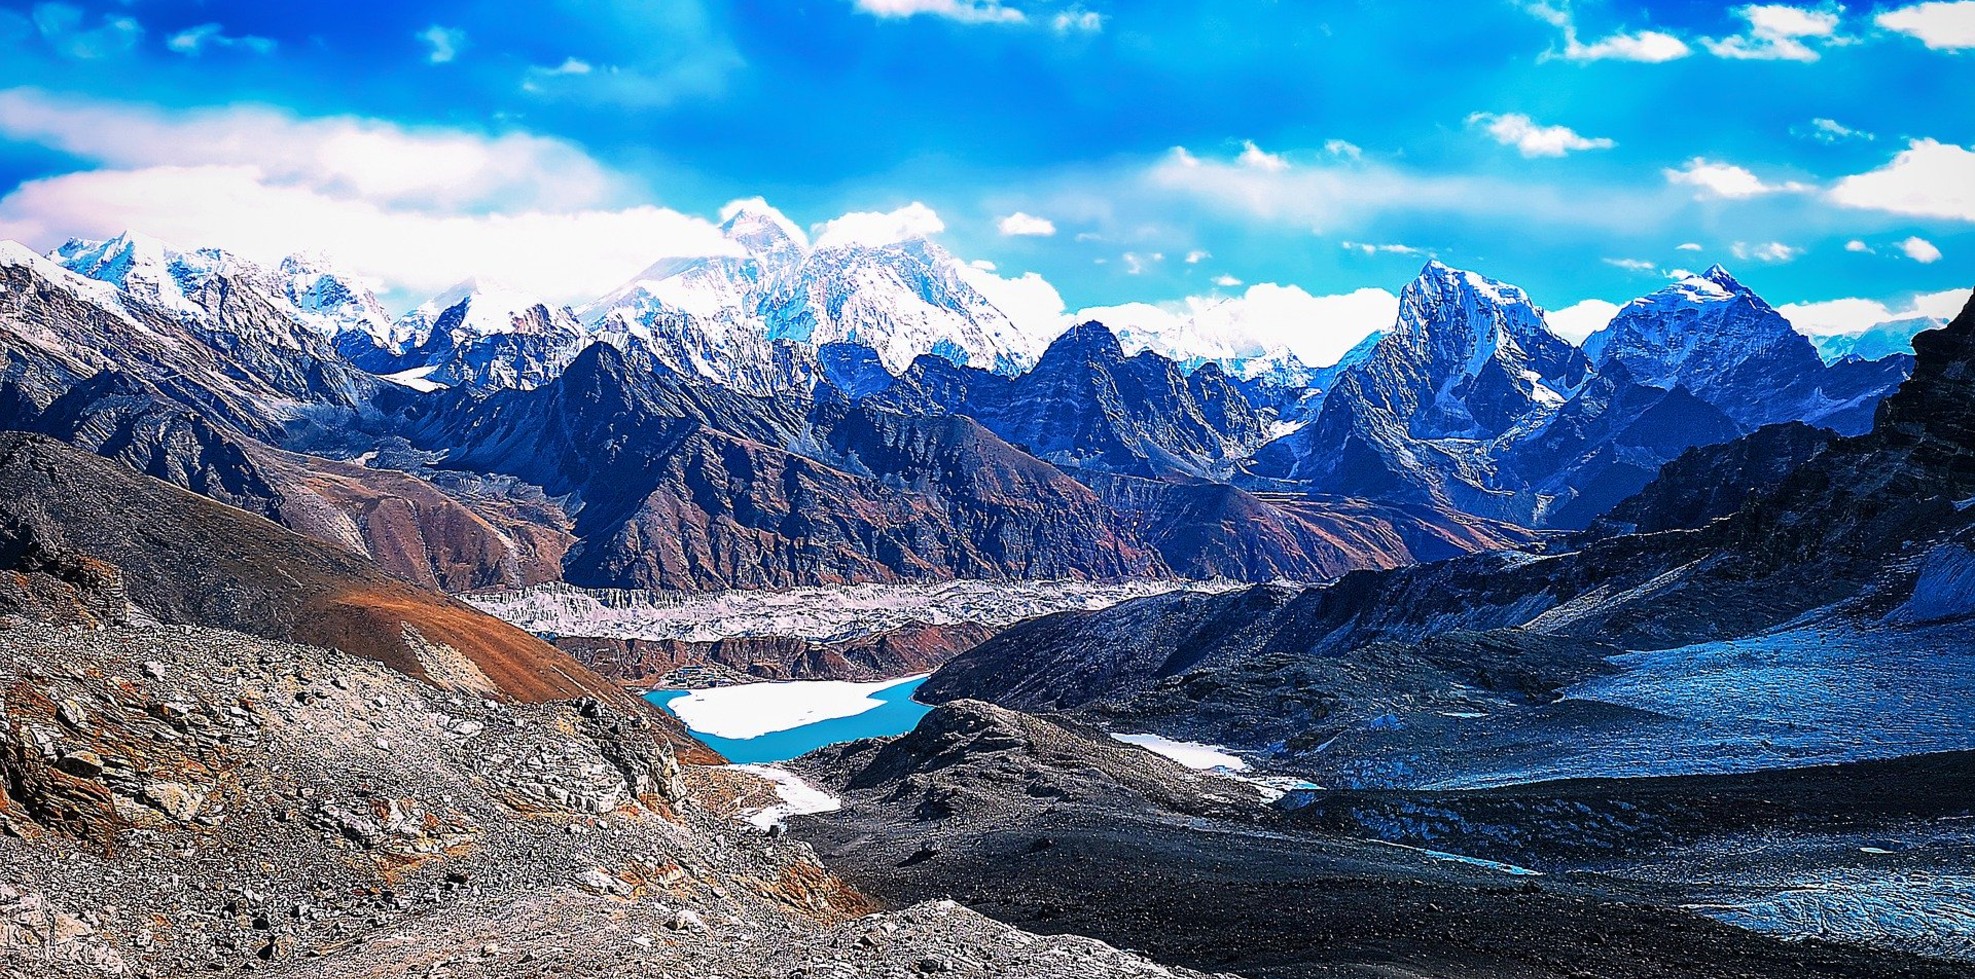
[646,675,933,764]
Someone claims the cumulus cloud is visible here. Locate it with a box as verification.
[0,89,748,302]
[1520,1,1692,62]
[852,0,1025,24]
[954,263,1068,349]
[1547,299,1621,344]
[1703,4,1845,61]
[418,24,466,64]
[0,88,622,212]
[166,23,275,56]
[1238,140,1290,171]
[1079,284,1401,369]
[812,201,944,248]
[996,211,1057,236]
[1778,288,1970,335]
[1731,240,1803,263]
[1677,242,1704,251]
[28,3,142,59]
[1212,274,1242,287]
[1902,236,1944,263]
[1467,112,1615,158]
[1876,1,1975,50]
[1323,139,1363,160]
[1051,7,1103,32]
[1184,250,1210,264]
[1796,117,1872,143]
[1341,241,1427,256]
[1147,142,1670,235]
[1664,157,1812,198]
[1828,139,1975,221]
[1846,239,1873,252]
[1603,258,1657,272]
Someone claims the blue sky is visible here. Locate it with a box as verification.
[0,0,1969,355]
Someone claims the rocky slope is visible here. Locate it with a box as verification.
[924,286,1975,745]
[0,618,1212,979]
[1248,263,1911,529]
[0,432,619,708]
[398,342,1165,590]
[868,322,1272,480]
[790,702,1965,978]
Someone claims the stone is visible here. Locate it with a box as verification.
[142,781,205,821]
[56,750,104,777]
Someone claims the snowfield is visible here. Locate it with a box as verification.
[730,764,844,832]
[1112,733,1249,772]
[663,674,929,740]
[467,578,1242,643]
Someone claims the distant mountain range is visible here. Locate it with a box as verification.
[0,226,1936,591]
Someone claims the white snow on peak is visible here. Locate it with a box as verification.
[399,278,576,343]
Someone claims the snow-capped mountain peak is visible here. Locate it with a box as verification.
[718,197,810,263]
[274,252,401,347]
[400,278,578,345]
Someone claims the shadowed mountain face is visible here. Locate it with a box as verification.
[869,321,1272,480]
[396,342,1166,590]
[1247,264,1912,529]
[923,288,1975,727]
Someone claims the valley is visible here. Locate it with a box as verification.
[0,208,1968,978]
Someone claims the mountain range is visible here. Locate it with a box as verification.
[0,224,1932,592]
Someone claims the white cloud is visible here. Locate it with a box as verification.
[418,24,466,64]
[1212,274,1242,287]
[1677,242,1704,251]
[995,211,1056,237]
[1184,249,1210,264]
[28,3,142,59]
[1846,239,1874,252]
[1520,2,1692,61]
[1797,117,1872,143]
[1731,240,1803,263]
[0,168,739,304]
[1238,140,1290,171]
[812,202,944,248]
[1051,7,1103,32]
[1120,251,1164,275]
[1341,241,1427,256]
[852,0,1026,24]
[0,89,748,302]
[1703,4,1844,61]
[1902,236,1944,263]
[0,88,622,212]
[1603,257,1657,272]
[1148,143,1668,235]
[1664,157,1812,198]
[1467,112,1615,158]
[166,23,275,56]
[1828,139,1975,221]
[535,57,594,76]
[954,263,1066,349]
[1778,289,1970,335]
[1080,284,1401,369]
[1548,299,1621,344]
[1323,139,1364,160]
[1876,1,1975,50]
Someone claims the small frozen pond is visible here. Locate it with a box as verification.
[647,675,933,764]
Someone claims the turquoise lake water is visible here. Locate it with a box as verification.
[645,676,933,764]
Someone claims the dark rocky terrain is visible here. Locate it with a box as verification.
[791,701,1972,979]
[0,619,1217,978]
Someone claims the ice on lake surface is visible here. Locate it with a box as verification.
[648,676,933,764]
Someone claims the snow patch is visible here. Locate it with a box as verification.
[1111,733,1248,772]
[729,764,841,831]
